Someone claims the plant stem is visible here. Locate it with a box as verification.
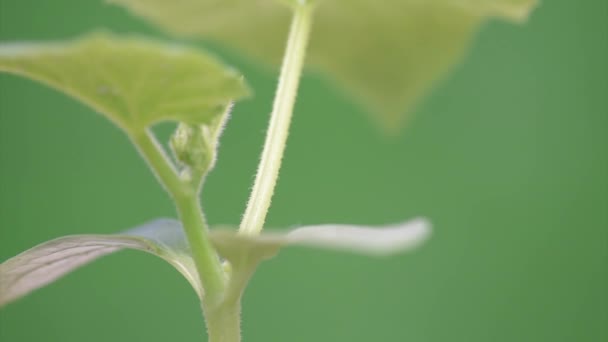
[204,300,242,342]
[174,192,226,305]
[239,3,315,236]
[131,128,189,197]
[130,128,225,305]
[132,3,316,341]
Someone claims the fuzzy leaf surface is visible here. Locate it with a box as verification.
[110,0,537,131]
[0,33,249,133]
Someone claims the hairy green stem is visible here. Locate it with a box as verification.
[174,192,226,305]
[131,128,188,197]
[204,259,258,342]
[239,3,315,236]
[130,128,225,305]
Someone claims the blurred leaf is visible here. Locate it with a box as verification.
[0,32,249,134]
[285,217,431,254]
[0,219,200,307]
[212,217,432,262]
[0,217,430,307]
[212,217,432,305]
[109,0,537,131]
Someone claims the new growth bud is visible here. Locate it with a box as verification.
[170,123,213,182]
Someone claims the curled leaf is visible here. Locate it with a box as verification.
[211,218,432,265]
[0,32,249,133]
[0,219,199,307]
[210,217,431,302]
[110,0,538,131]
[0,217,430,307]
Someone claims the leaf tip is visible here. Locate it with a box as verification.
[284,217,432,256]
[490,0,541,23]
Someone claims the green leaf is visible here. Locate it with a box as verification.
[170,104,231,182]
[0,219,200,307]
[0,217,430,307]
[211,217,431,262]
[109,0,537,131]
[0,32,250,134]
[211,217,431,305]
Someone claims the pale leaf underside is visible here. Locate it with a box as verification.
[0,218,430,307]
[109,0,538,130]
[0,219,200,307]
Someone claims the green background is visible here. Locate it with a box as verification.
[1,1,606,341]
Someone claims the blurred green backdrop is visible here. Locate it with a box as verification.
[0,1,606,341]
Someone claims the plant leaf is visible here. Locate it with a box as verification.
[169,103,232,183]
[0,32,249,133]
[210,217,431,304]
[0,217,430,307]
[109,0,537,131]
[0,219,200,307]
[211,218,431,263]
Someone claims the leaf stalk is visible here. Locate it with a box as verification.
[239,3,315,236]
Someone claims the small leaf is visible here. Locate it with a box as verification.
[170,103,231,182]
[0,219,199,307]
[0,32,249,134]
[109,0,537,131]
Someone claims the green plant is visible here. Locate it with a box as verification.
[0,1,537,341]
